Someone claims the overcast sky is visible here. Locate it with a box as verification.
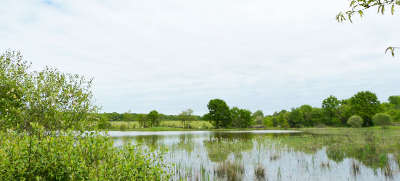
[1,0,399,115]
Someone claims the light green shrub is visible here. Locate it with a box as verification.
[120,123,128,131]
[372,113,392,126]
[0,125,171,180]
[347,115,364,128]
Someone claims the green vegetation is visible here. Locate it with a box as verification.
[0,124,170,180]
[207,99,232,128]
[372,113,392,127]
[347,115,364,128]
[0,51,171,180]
[337,0,399,56]
[263,92,399,129]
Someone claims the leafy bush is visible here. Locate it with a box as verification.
[347,115,364,128]
[0,124,171,180]
[120,123,128,131]
[0,51,98,132]
[372,113,392,126]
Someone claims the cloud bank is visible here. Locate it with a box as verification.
[1,0,399,115]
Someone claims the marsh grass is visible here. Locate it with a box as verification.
[215,161,244,181]
[254,164,266,181]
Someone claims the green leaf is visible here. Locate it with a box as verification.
[391,4,395,15]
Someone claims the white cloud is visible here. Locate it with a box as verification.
[1,0,399,115]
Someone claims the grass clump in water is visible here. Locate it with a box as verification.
[215,161,244,181]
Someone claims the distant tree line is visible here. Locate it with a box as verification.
[96,109,202,128]
[97,91,400,129]
[263,91,400,128]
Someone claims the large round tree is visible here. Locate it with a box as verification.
[207,99,231,128]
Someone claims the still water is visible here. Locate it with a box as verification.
[109,130,399,181]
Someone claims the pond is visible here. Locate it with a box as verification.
[109,130,400,181]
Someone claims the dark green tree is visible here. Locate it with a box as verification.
[322,95,341,125]
[349,91,381,126]
[389,96,400,109]
[231,107,252,128]
[288,108,304,128]
[310,108,323,126]
[207,99,231,128]
[109,112,122,122]
[147,110,160,127]
[299,105,313,126]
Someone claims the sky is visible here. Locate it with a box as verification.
[1,0,399,115]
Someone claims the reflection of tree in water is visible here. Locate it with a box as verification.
[204,133,254,163]
[133,135,166,151]
[171,134,195,155]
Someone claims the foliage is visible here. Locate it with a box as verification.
[288,108,304,128]
[373,113,392,126]
[263,116,274,127]
[97,116,112,129]
[147,110,160,127]
[0,124,171,180]
[322,95,341,126]
[0,51,98,132]
[252,110,264,125]
[178,109,194,128]
[388,96,400,109]
[348,115,364,128]
[349,91,380,126]
[207,99,232,128]
[230,107,252,128]
[337,0,400,56]
[299,105,313,126]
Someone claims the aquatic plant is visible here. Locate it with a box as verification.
[215,161,244,181]
[254,164,266,181]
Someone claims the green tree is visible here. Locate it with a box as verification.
[337,0,399,56]
[310,108,324,126]
[263,116,274,127]
[137,114,147,128]
[299,105,313,126]
[288,108,304,128]
[349,91,381,126]
[389,96,400,109]
[322,95,341,125]
[252,110,264,125]
[109,112,122,122]
[337,103,353,126]
[179,109,194,128]
[231,107,252,128]
[122,110,135,122]
[207,99,231,128]
[147,110,160,127]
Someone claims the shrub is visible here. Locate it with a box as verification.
[0,125,171,180]
[372,113,392,126]
[119,123,128,131]
[347,115,364,128]
[0,51,98,132]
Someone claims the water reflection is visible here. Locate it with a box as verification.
[111,131,400,181]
